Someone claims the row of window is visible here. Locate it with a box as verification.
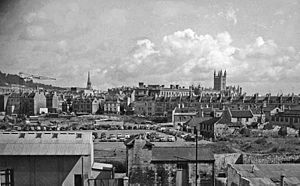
[271,116,300,123]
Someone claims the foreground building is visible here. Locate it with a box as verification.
[125,136,215,186]
[227,164,300,186]
[0,132,93,186]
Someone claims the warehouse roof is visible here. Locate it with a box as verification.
[0,132,92,156]
[230,164,300,185]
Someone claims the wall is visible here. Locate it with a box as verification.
[243,153,300,164]
[227,164,242,186]
[0,155,92,186]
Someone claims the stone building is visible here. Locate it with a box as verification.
[124,136,215,186]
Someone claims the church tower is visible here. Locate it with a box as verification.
[214,70,226,91]
[86,71,92,90]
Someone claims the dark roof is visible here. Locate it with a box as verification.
[151,146,214,163]
[230,110,253,118]
[175,107,197,113]
[200,117,221,126]
[185,117,212,127]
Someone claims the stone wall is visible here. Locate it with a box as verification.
[243,153,300,164]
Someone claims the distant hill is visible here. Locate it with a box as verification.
[0,70,67,90]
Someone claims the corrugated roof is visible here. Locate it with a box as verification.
[151,146,214,162]
[0,132,92,155]
[231,164,300,185]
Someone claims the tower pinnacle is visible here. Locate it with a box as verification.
[86,71,92,90]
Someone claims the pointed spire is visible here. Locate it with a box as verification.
[86,71,92,90]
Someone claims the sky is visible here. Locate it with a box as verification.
[0,0,299,95]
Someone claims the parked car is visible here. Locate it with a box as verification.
[124,134,130,139]
[159,136,168,142]
[117,133,122,138]
[108,134,117,142]
[167,136,175,142]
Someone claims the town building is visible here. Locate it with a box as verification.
[159,85,191,97]
[46,92,59,113]
[72,98,93,114]
[270,109,300,129]
[5,93,22,115]
[220,108,255,126]
[172,106,199,128]
[125,136,215,186]
[0,94,9,112]
[103,96,121,114]
[133,96,155,116]
[0,132,94,186]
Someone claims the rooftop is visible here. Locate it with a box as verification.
[230,164,300,185]
[230,110,253,118]
[0,132,92,156]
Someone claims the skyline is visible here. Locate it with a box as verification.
[0,0,299,95]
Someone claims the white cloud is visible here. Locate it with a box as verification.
[218,7,238,25]
[133,39,159,64]
[226,7,237,25]
[100,29,300,91]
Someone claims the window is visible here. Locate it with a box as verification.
[285,117,288,122]
[0,169,14,186]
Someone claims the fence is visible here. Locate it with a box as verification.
[88,178,124,186]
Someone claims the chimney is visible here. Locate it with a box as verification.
[139,82,144,88]
[280,174,285,186]
[170,85,174,89]
[176,85,179,89]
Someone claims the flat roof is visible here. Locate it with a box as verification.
[0,132,92,156]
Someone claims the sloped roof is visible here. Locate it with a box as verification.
[0,132,92,156]
[230,110,253,118]
[151,146,214,162]
[185,117,212,127]
[230,164,300,185]
[200,117,221,126]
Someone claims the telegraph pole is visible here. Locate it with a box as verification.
[194,126,198,186]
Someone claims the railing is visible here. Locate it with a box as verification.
[88,178,123,186]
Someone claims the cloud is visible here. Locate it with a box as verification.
[99,29,299,91]
[218,7,238,25]
[132,39,159,64]
[101,29,237,86]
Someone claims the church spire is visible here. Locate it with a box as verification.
[86,71,92,90]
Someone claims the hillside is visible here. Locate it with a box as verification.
[0,71,66,90]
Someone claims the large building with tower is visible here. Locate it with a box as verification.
[214,70,226,91]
